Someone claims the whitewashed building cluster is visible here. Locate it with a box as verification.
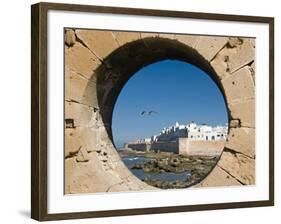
[147,121,228,143]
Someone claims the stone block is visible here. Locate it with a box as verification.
[225,127,255,158]
[159,33,175,39]
[174,34,198,48]
[194,36,228,61]
[76,147,90,162]
[140,32,159,38]
[65,69,98,107]
[228,99,255,128]
[65,42,100,79]
[221,66,255,104]
[196,166,241,187]
[65,101,96,127]
[218,151,255,185]
[211,38,255,79]
[113,31,141,45]
[65,128,82,157]
[65,29,76,47]
[75,30,119,59]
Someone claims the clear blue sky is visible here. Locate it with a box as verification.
[112,60,228,148]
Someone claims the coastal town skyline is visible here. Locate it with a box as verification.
[112,60,228,148]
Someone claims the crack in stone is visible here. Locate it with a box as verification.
[224,147,255,160]
[209,41,229,62]
[74,30,105,65]
[65,99,99,111]
[105,181,124,192]
[217,165,246,185]
[68,68,97,84]
[230,59,255,75]
[111,31,121,47]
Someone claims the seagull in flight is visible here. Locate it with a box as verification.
[140,110,158,116]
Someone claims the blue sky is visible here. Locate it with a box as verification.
[112,60,228,148]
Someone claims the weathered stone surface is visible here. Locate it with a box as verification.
[174,34,198,48]
[65,30,256,193]
[159,33,175,39]
[65,69,98,107]
[65,152,125,194]
[250,61,255,84]
[225,127,255,158]
[228,99,255,128]
[65,42,100,80]
[65,29,76,47]
[229,119,241,128]
[227,37,243,48]
[196,165,241,187]
[113,31,141,45]
[221,66,255,104]
[218,151,255,185]
[140,32,159,38]
[65,101,96,127]
[194,36,228,61]
[76,147,90,162]
[65,128,81,158]
[211,38,255,79]
[79,128,98,152]
[75,30,119,59]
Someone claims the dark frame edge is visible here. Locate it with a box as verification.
[30,2,275,221]
[31,3,48,221]
[269,17,275,205]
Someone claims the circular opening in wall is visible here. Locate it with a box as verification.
[112,60,229,189]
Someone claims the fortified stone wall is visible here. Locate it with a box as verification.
[178,138,225,156]
[126,143,151,152]
[150,141,179,153]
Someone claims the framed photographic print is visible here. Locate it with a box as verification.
[31,2,274,221]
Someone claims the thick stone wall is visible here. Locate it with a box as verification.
[64,29,255,193]
[178,139,225,156]
[126,143,151,152]
[150,141,178,153]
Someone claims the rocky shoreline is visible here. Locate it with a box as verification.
[119,149,220,189]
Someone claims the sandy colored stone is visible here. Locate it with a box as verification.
[211,37,255,79]
[75,30,119,59]
[140,32,159,38]
[76,147,90,162]
[228,38,255,72]
[65,101,97,127]
[64,30,256,193]
[174,34,198,48]
[65,152,127,194]
[65,68,98,107]
[65,42,100,80]
[65,128,81,158]
[227,37,243,48]
[229,119,241,128]
[194,36,228,61]
[196,166,241,187]
[113,31,141,45]
[225,127,255,158]
[228,99,255,128]
[218,151,255,185]
[159,33,175,39]
[250,61,255,84]
[65,29,76,47]
[221,66,255,104]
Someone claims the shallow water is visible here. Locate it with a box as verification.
[121,156,191,182]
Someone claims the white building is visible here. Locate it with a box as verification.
[151,121,228,143]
